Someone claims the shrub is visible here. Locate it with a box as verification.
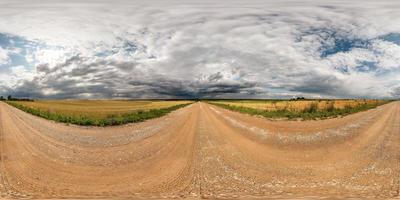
[303,102,318,113]
[326,101,335,112]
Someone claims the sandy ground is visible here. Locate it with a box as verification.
[0,101,399,199]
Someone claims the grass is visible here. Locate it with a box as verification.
[207,99,391,120]
[10,100,193,119]
[6,100,192,126]
[5,99,392,123]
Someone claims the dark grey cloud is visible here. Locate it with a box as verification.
[391,87,400,98]
[288,73,347,97]
[129,77,258,98]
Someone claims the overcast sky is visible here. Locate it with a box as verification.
[0,0,399,99]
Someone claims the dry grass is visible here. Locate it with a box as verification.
[12,100,193,119]
[207,99,390,120]
[211,99,386,112]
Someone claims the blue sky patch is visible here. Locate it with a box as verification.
[320,37,370,57]
[380,33,400,45]
[123,40,137,53]
[94,39,138,58]
[0,33,40,70]
[355,61,378,72]
[296,28,371,58]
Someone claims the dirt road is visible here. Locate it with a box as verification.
[0,101,399,199]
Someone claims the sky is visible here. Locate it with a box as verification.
[0,0,399,99]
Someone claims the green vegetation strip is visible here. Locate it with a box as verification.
[6,101,192,126]
[207,101,390,120]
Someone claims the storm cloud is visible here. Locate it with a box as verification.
[0,0,399,99]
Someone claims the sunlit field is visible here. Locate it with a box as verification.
[208,99,390,120]
[11,100,192,118]
[7,100,193,126]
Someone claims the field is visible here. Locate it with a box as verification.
[208,99,390,120]
[0,100,399,199]
[6,100,192,126]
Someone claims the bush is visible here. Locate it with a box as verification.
[303,102,318,113]
[326,101,335,112]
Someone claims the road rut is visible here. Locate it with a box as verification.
[0,102,399,199]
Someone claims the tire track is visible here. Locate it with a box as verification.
[0,102,199,199]
[0,101,399,199]
[200,102,400,198]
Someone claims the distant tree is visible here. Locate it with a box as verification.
[0,96,4,101]
[7,95,12,100]
[290,96,306,101]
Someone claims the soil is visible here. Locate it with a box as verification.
[0,102,399,199]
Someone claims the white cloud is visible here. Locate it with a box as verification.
[372,40,400,70]
[0,0,399,98]
[0,47,9,65]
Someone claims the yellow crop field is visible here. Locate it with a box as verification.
[210,99,386,112]
[12,100,193,119]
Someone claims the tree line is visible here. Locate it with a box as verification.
[0,95,34,101]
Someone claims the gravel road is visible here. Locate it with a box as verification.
[0,102,399,199]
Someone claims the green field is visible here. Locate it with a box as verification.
[7,100,193,126]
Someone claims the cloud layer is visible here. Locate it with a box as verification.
[0,0,399,99]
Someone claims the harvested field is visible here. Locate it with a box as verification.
[6,100,192,126]
[9,100,193,119]
[0,101,399,199]
[209,99,385,111]
[208,99,390,120]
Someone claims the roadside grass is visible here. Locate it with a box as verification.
[207,100,391,120]
[8,100,193,118]
[6,101,192,126]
